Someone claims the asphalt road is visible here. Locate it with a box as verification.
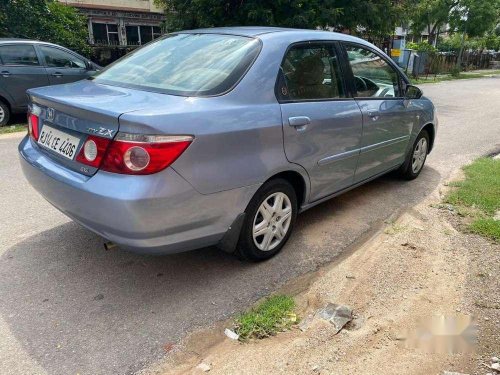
[1,77,499,375]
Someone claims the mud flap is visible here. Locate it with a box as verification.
[217,213,246,254]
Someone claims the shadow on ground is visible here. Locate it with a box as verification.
[0,167,440,375]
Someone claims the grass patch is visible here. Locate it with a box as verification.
[411,69,500,84]
[234,295,297,341]
[470,219,500,241]
[445,158,500,241]
[0,124,27,135]
[384,223,406,235]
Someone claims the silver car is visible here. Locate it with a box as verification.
[19,27,437,261]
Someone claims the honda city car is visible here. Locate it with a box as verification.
[19,27,437,261]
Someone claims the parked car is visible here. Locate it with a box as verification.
[19,27,437,261]
[0,39,100,126]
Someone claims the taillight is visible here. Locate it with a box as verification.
[28,113,40,141]
[75,133,193,175]
[101,134,193,175]
[75,135,111,168]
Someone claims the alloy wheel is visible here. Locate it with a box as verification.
[0,106,4,124]
[252,192,292,252]
[411,137,428,173]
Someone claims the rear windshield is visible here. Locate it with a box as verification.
[93,33,261,96]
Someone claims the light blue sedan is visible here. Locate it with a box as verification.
[19,27,437,261]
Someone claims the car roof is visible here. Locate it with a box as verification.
[180,26,366,44]
[181,26,300,36]
[0,38,62,47]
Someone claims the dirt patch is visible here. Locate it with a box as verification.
[146,173,499,375]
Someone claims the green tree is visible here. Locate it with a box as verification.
[0,0,90,56]
[409,0,500,45]
[155,0,406,39]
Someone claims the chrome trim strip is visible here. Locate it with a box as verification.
[360,135,410,154]
[115,133,194,143]
[318,148,360,166]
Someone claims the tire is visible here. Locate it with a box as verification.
[398,130,430,180]
[236,179,298,261]
[0,101,10,127]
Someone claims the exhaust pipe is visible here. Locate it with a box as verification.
[104,241,117,251]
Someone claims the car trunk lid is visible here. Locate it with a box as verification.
[27,80,181,176]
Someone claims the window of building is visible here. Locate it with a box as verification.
[107,24,119,45]
[153,26,162,39]
[126,26,140,46]
[0,45,39,66]
[126,25,163,46]
[140,26,153,44]
[92,23,119,45]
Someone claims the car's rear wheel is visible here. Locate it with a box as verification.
[398,129,429,180]
[0,101,10,127]
[236,179,297,261]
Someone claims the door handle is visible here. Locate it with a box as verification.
[52,72,63,78]
[367,110,380,121]
[1,71,11,77]
[288,116,311,127]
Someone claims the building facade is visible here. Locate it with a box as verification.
[59,0,166,63]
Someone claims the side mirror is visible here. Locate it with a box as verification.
[405,84,423,100]
[86,61,99,71]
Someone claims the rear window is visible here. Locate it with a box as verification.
[93,33,261,96]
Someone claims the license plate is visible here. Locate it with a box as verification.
[37,125,80,160]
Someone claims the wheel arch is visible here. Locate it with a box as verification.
[0,94,12,112]
[421,122,436,153]
[263,169,309,208]
[0,94,13,125]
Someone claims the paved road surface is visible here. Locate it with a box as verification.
[0,77,499,375]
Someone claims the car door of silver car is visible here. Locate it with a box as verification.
[341,43,413,183]
[0,44,50,111]
[38,45,90,85]
[278,42,363,202]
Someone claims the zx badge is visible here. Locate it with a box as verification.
[87,127,114,138]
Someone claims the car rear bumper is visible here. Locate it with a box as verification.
[19,136,258,254]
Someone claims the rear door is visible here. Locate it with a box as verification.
[0,43,50,110]
[278,42,363,202]
[341,43,413,183]
[37,45,89,85]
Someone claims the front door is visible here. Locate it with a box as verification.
[0,44,50,111]
[38,45,89,85]
[342,43,413,183]
[278,42,363,202]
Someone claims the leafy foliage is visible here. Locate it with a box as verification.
[438,33,500,51]
[407,40,438,52]
[0,0,90,57]
[408,0,500,44]
[155,0,407,39]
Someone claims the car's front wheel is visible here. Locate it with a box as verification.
[398,129,430,180]
[0,101,10,127]
[236,179,297,261]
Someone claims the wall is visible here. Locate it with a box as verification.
[58,0,163,13]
